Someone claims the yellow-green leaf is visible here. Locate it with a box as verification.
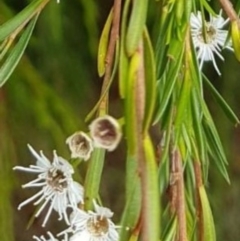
[143,28,156,134]
[199,186,216,241]
[119,0,131,98]
[125,0,148,56]
[97,8,113,77]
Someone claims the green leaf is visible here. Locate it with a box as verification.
[154,48,184,123]
[161,215,177,241]
[202,110,230,183]
[119,155,141,241]
[84,148,105,210]
[199,186,216,241]
[0,0,48,41]
[0,14,39,87]
[97,8,113,77]
[200,0,216,16]
[191,89,207,163]
[142,28,156,134]
[174,67,192,129]
[203,74,240,125]
[118,0,131,98]
[125,0,148,56]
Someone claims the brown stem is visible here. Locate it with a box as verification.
[194,161,204,241]
[135,41,145,123]
[134,40,148,241]
[172,149,188,241]
[99,0,122,113]
[169,142,178,213]
[219,0,240,28]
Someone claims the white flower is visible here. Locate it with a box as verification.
[66,131,93,160]
[13,145,84,227]
[89,115,122,151]
[33,232,59,241]
[59,201,119,241]
[190,10,232,75]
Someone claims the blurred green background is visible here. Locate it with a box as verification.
[0,0,239,240]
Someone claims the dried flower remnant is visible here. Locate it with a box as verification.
[13,145,84,227]
[190,10,232,75]
[66,131,93,160]
[59,201,119,241]
[89,115,122,151]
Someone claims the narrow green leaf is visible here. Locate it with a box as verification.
[174,68,192,129]
[175,0,184,24]
[0,14,39,87]
[97,8,113,77]
[167,38,184,61]
[154,48,184,123]
[191,89,207,163]
[155,7,169,77]
[200,0,216,16]
[125,0,148,56]
[119,42,129,98]
[0,0,48,41]
[202,116,230,183]
[161,216,177,241]
[118,0,131,98]
[202,102,228,165]
[142,28,156,134]
[84,148,105,210]
[203,74,240,125]
[119,155,141,241]
[199,186,216,241]
[184,0,192,22]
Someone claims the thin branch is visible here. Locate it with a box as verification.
[99,0,122,113]
[172,149,188,241]
[134,40,147,241]
[194,161,204,241]
[219,0,240,28]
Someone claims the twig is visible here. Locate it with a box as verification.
[219,0,240,28]
[134,40,147,241]
[194,161,204,241]
[99,0,122,113]
[172,149,188,241]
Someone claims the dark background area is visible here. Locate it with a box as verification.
[0,0,239,240]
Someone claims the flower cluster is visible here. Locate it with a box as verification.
[13,115,121,241]
[58,201,119,241]
[190,10,232,75]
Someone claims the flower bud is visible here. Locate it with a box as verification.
[89,115,122,151]
[66,131,93,160]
